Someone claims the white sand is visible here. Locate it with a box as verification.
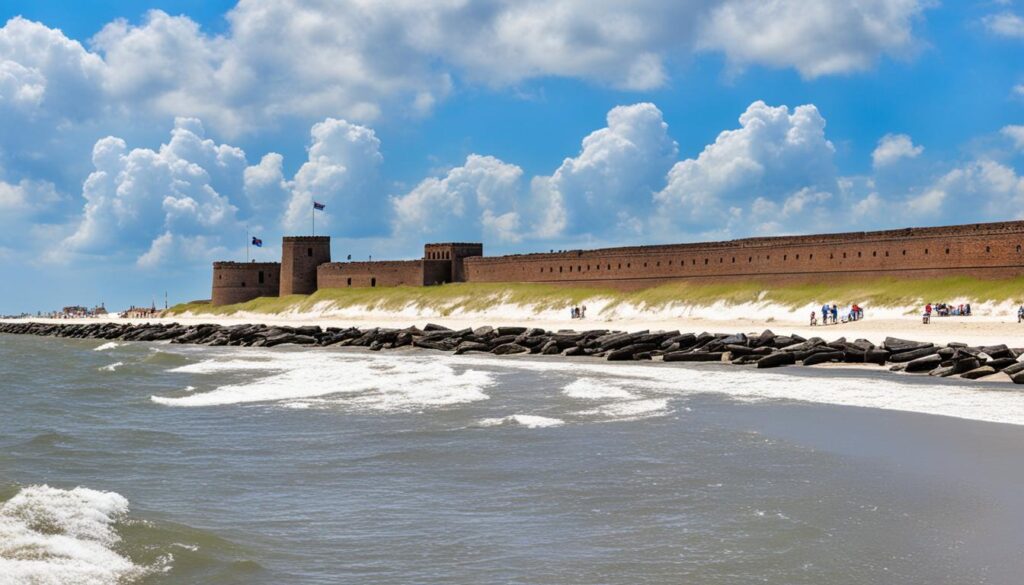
[7,298,1024,347]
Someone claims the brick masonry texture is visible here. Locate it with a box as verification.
[281,236,331,296]
[211,262,280,305]
[213,222,1024,303]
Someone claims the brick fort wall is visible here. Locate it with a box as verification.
[318,260,423,288]
[281,236,331,295]
[211,262,280,305]
[462,221,1024,289]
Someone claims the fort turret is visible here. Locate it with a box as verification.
[281,236,331,296]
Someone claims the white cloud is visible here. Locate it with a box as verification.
[243,152,288,214]
[872,133,924,168]
[57,118,245,264]
[699,0,927,77]
[532,102,678,238]
[655,101,837,233]
[282,118,385,237]
[983,11,1024,38]
[907,160,1024,218]
[1014,84,1024,98]
[0,1,935,142]
[0,16,105,119]
[392,155,525,243]
[0,177,60,211]
[1002,125,1024,150]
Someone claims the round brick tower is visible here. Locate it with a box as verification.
[281,236,331,296]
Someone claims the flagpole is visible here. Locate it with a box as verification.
[312,201,315,236]
[246,226,250,262]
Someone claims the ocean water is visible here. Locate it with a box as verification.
[3,334,1024,584]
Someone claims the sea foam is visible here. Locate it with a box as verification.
[451,354,1024,427]
[478,415,565,428]
[93,342,120,352]
[0,485,151,585]
[153,351,494,410]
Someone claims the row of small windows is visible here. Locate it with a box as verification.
[427,251,451,260]
[533,243,1021,274]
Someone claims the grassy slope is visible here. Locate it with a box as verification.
[167,276,1024,317]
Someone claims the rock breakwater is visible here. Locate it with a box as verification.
[3,321,1023,383]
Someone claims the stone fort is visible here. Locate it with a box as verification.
[211,221,1024,306]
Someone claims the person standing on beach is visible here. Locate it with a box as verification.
[822,303,829,325]
[831,304,838,324]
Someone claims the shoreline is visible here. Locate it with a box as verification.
[3,319,1023,386]
[5,309,1024,347]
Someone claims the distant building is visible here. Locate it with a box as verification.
[210,221,1024,306]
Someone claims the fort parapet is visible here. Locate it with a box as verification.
[211,221,1024,304]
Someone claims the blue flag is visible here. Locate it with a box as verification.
[251,237,263,247]
[313,201,326,211]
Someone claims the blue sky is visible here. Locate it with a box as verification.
[1,0,1022,313]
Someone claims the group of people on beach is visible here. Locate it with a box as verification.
[922,302,971,324]
[811,303,863,326]
[570,305,587,319]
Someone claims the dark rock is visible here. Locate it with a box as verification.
[889,346,940,363]
[960,366,996,380]
[929,365,958,377]
[1001,362,1024,376]
[985,357,1017,371]
[882,337,932,352]
[607,343,659,361]
[491,343,530,355]
[454,341,490,355]
[663,351,724,362]
[905,354,943,373]
[801,351,843,366]
[757,352,796,368]
[864,349,891,365]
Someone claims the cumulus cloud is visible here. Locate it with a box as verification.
[872,133,924,168]
[655,101,837,234]
[243,152,289,214]
[57,118,246,265]
[282,118,385,237]
[983,11,1024,38]
[907,160,1024,219]
[532,102,678,238]
[1002,125,1024,150]
[392,155,525,243]
[0,177,60,212]
[0,0,935,141]
[699,0,927,77]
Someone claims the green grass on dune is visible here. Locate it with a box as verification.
[165,276,1024,317]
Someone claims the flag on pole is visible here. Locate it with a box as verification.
[251,237,263,247]
[313,201,326,211]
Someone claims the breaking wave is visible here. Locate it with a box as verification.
[99,362,123,372]
[0,485,155,585]
[478,415,565,428]
[93,342,120,352]
[453,354,1024,427]
[152,351,494,410]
